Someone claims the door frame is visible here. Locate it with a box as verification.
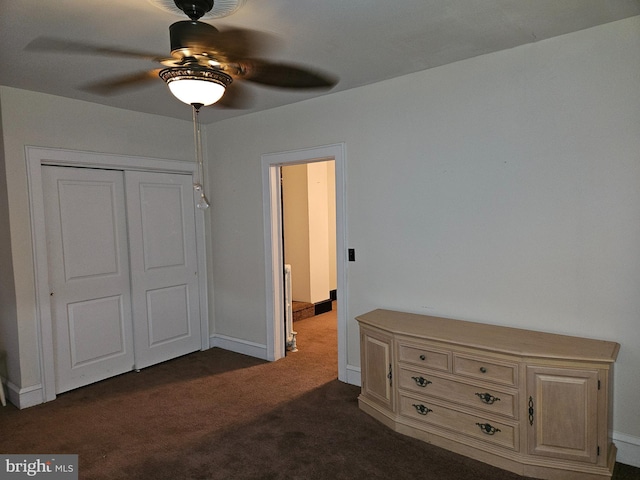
[27,146,210,402]
[261,143,348,382]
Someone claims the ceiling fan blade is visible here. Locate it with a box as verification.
[213,82,254,109]
[234,59,337,89]
[168,23,276,63]
[204,28,275,61]
[26,37,169,63]
[80,69,161,96]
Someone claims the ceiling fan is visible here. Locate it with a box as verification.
[27,0,338,109]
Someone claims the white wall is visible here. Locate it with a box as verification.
[0,94,20,388]
[282,164,312,302]
[206,15,640,455]
[306,162,331,304]
[0,87,196,398]
[282,161,336,304]
[327,161,337,293]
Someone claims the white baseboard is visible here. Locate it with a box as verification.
[613,431,640,468]
[345,365,361,387]
[209,334,268,360]
[6,380,44,409]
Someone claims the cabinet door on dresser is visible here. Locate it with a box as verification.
[360,327,394,411]
[527,366,599,464]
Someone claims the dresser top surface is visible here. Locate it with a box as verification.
[356,309,619,363]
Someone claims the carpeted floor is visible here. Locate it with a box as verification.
[1,307,638,479]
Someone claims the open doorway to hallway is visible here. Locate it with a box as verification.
[281,161,336,357]
[261,143,347,382]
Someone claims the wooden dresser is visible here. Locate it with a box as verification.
[357,309,620,480]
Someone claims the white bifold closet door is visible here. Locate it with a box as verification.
[124,170,201,370]
[43,166,201,394]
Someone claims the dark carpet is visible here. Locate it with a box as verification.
[1,307,638,479]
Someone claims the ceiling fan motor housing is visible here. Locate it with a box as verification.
[173,0,214,20]
[169,20,219,57]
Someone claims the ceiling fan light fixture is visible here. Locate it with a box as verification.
[159,67,232,106]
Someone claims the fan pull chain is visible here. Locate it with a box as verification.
[192,103,210,210]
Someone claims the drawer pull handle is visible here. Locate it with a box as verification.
[479,367,487,373]
[475,392,500,404]
[411,376,432,388]
[476,423,501,435]
[412,404,433,416]
[419,354,426,360]
[529,396,535,425]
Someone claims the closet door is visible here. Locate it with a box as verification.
[125,171,202,369]
[42,166,135,393]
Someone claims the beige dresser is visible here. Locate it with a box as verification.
[357,309,620,480]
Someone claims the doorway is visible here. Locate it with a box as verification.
[261,144,348,382]
[281,161,336,354]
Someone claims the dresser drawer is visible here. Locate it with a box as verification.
[399,394,518,451]
[398,367,517,418]
[397,342,450,372]
[453,353,518,386]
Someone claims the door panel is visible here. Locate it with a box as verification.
[146,285,190,346]
[57,182,121,280]
[527,366,598,463]
[67,295,128,366]
[138,183,186,269]
[125,171,201,369]
[360,327,394,411]
[42,166,134,393]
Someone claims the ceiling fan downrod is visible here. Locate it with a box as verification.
[174,0,215,21]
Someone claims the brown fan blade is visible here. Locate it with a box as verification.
[204,28,276,61]
[169,23,276,62]
[234,59,337,89]
[213,82,254,109]
[80,69,161,96]
[26,37,170,63]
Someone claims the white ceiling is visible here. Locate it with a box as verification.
[1,0,639,124]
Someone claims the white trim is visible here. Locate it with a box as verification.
[261,161,285,361]
[613,431,640,468]
[210,335,268,360]
[6,380,44,409]
[26,150,55,402]
[261,143,349,382]
[346,365,361,387]
[26,146,198,173]
[26,146,209,403]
